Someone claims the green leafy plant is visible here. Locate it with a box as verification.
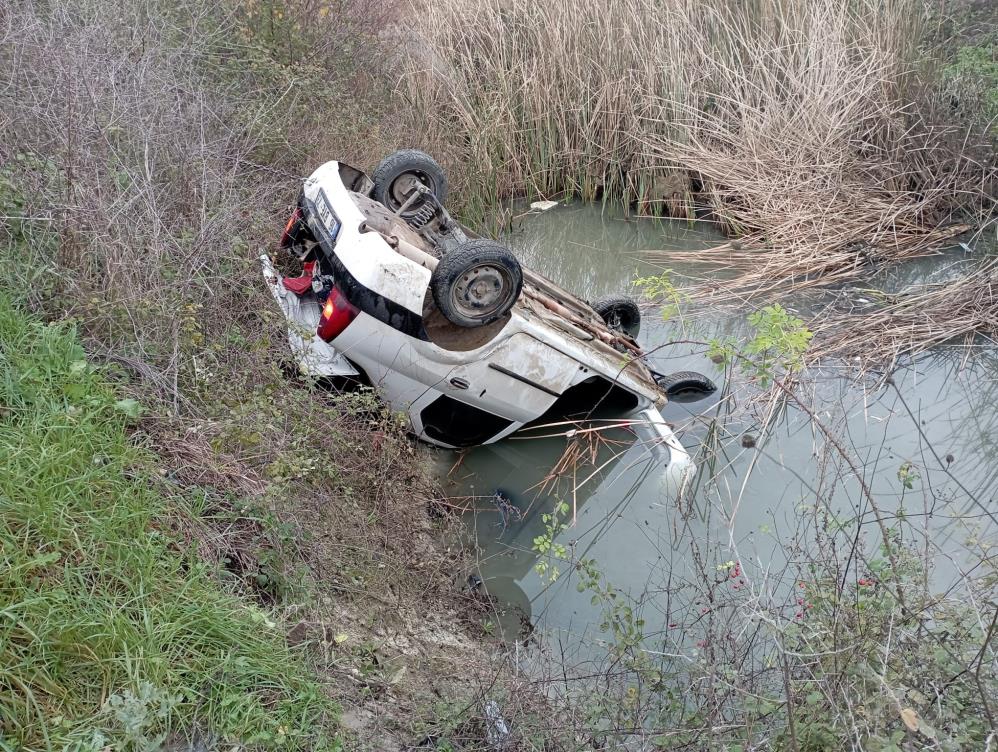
[744,304,813,384]
[944,40,998,134]
[707,304,813,386]
[783,529,995,750]
[578,559,648,655]
[532,501,570,581]
[633,270,688,321]
[104,682,181,752]
[707,338,737,368]
[897,460,920,490]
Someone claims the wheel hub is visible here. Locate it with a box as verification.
[391,172,429,208]
[453,265,507,316]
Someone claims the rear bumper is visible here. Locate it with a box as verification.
[260,254,360,378]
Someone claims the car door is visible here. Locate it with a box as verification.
[442,333,583,425]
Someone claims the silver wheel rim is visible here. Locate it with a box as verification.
[451,264,511,320]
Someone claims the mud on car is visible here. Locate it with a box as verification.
[262,150,714,474]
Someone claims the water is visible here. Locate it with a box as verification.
[435,202,997,655]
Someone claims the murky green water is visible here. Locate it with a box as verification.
[435,202,997,655]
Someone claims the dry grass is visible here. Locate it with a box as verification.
[805,255,998,370]
[640,223,972,304]
[404,0,691,208]
[0,2,511,747]
[2,0,275,405]
[0,0,403,409]
[638,0,994,300]
[404,0,995,290]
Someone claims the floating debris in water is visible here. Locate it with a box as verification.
[492,488,523,534]
[529,200,559,212]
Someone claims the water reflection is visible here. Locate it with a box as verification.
[444,420,708,641]
[506,202,725,300]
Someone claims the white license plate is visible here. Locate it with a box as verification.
[314,189,341,243]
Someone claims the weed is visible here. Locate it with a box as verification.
[743,305,814,385]
[548,508,996,750]
[0,0,500,748]
[945,38,998,134]
[781,534,996,749]
[897,461,920,491]
[707,304,813,387]
[532,501,570,582]
[633,270,688,321]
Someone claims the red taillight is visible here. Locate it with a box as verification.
[316,287,359,342]
[280,207,303,248]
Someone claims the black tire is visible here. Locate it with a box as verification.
[431,240,523,328]
[654,370,717,401]
[592,295,641,337]
[371,149,448,218]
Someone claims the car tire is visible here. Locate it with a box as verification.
[431,240,523,328]
[592,295,641,336]
[654,370,717,400]
[371,149,448,218]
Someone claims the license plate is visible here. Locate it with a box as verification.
[314,188,341,244]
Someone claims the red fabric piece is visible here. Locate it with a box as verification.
[282,261,316,295]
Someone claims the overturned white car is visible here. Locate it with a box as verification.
[262,151,713,473]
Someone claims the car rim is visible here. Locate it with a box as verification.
[390,171,430,209]
[451,264,510,319]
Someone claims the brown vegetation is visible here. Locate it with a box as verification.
[404,0,995,294]
[806,255,998,369]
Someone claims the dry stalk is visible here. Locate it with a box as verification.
[804,257,998,370]
[405,0,994,295]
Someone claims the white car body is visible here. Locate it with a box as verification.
[263,160,694,482]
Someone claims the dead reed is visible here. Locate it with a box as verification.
[403,0,693,208]
[640,223,971,304]
[637,0,993,300]
[805,256,998,370]
[405,0,995,291]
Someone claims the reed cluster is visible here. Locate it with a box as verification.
[807,256,998,369]
[404,0,994,286]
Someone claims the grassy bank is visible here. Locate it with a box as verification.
[0,1,507,749]
[0,296,334,750]
[2,0,995,749]
[404,0,996,291]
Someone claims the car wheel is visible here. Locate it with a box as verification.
[592,295,641,337]
[431,240,523,328]
[654,370,717,401]
[371,149,448,218]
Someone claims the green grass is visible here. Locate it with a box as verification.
[946,38,998,134]
[0,296,337,751]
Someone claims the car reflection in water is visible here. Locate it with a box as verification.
[444,392,718,643]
